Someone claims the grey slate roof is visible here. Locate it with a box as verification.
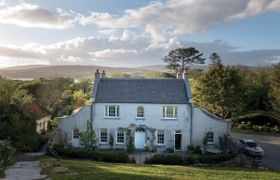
[94,78,190,104]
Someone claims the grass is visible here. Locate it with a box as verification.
[39,157,280,180]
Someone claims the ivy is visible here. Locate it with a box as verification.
[79,121,96,147]
[126,129,134,153]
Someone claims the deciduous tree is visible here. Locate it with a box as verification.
[193,62,244,118]
[269,63,280,116]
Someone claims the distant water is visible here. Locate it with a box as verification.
[11,78,34,81]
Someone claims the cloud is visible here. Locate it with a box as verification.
[0,3,79,29]
[90,49,137,59]
[0,0,7,7]
[80,0,280,43]
[1,36,280,67]
[0,45,44,59]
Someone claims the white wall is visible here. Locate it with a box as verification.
[57,105,91,145]
[92,103,191,151]
[57,103,229,151]
[192,107,229,146]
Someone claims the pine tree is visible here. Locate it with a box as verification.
[209,52,222,66]
[163,47,205,73]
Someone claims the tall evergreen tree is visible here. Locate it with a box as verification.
[163,47,205,73]
[209,52,222,65]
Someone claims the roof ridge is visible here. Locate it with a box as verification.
[100,78,182,80]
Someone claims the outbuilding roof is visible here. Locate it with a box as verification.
[94,78,191,104]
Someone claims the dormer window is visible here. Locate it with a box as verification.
[105,105,119,118]
[136,106,144,118]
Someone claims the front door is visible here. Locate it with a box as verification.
[72,138,80,147]
[174,131,182,151]
[72,129,80,147]
[135,131,146,149]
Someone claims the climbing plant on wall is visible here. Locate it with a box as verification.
[126,129,135,153]
[79,121,96,147]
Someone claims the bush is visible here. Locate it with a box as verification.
[12,133,46,152]
[0,142,14,178]
[145,154,184,165]
[145,153,235,166]
[230,112,280,133]
[184,155,198,165]
[165,148,174,153]
[198,154,234,164]
[53,145,130,163]
[188,145,202,154]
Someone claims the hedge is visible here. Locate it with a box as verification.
[145,153,235,165]
[53,144,131,163]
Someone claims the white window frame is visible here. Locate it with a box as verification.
[162,106,177,119]
[156,130,165,145]
[206,131,214,144]
[136,106,144,119]
[116,129,125,144]
[73,128,79,139]
[99,129,108,144]
[105,105,120,118]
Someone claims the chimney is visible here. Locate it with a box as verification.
[95,69,100,80]
[182,70,188,80]
[101,70,106,78]
[176,72,181,79]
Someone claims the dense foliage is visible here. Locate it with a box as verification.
[269,63,280,116]
[0,77,92,152]
[144,153,235,165]
[191,59,280,121]
[53,144,131,163]
[0,141,14,177]
[193,63,244,118]
[163,49,280,129]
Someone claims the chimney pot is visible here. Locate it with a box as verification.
[101,70,106,78]
[182,70,188,80]
[95,69,100,80]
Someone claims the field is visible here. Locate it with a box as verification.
[40,157,280,180]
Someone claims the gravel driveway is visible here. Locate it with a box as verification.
[231,132,280,171]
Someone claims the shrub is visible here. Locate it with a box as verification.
[165,148,174,153]
[188,145,202,154]
[0,142,14,178]
[145,153,235,166]
[230,113,280,127]
[12,133,46,152]
[145,154,184,165]
[53,145,130,163]
[126,130,134,153]
[198,154,234,164]
[184,155,196,165]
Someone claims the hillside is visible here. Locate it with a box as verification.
[0,65,163,79]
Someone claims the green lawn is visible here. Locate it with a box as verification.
[40,157,280,180]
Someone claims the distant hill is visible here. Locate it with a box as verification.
[0,64,263,80]
[0,65,163,80]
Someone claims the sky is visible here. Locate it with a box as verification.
[0,0,280,68]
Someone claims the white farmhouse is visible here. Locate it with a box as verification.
[58,69,229,152]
